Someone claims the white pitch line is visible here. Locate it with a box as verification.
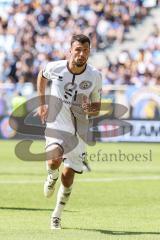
[0,176,160,184]
[76,176,160,182]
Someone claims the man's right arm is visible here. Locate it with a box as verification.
[37,70,47,105]
[37,70,48,123]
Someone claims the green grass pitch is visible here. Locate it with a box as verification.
[0,140,160,240]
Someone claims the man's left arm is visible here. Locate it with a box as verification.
[82,72,102,117]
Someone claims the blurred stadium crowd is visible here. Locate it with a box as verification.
[103,25,160,86]
[0,0,160,117]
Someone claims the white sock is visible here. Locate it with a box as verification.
[52,184,72,219]
[46,162,59,179]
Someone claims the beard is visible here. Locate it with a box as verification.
[74,58,87,67]
[75,62,86,67]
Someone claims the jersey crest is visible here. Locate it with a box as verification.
[79,81,92,90]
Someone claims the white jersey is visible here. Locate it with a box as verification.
[43,60,102,136]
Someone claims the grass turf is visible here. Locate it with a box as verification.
[0,140,160,240]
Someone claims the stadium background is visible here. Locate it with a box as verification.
[0,1,160,240]
[0,0,160,141]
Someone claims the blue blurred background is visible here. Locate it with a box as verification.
[0,0,159,142]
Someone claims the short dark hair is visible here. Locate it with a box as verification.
[71,34,90,46]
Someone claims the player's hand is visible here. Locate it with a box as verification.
[36,105,48,124]
[82,95,100,116]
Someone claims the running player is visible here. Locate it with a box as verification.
[37,34,102,229]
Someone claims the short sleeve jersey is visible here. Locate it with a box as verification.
[43,60,102,135]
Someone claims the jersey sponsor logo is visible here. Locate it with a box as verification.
[64,82,77,99]
[64,81,92,100]
[79,81,92,90]
[64,82,77,91]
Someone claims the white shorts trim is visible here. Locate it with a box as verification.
[45,136,86,173]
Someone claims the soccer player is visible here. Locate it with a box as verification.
[37,34,102,229]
